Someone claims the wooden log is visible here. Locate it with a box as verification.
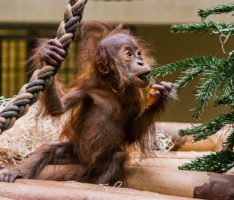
[1,168,233,199]
[129,151,212,159]
[0,179,198,200]
[127,166,210,197]
[38,165,208,197]
[128,151,211,169]
[128,157,192,169]
[175,140,218,151]
[128,167,234,199]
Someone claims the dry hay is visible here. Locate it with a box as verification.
[0,103,68,167]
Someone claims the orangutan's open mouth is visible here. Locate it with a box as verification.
[137,71,150,82]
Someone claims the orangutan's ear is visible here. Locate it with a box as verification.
[98,63,109,74]
[95,44,111,75]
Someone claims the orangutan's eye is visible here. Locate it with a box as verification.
[126,51,133,58]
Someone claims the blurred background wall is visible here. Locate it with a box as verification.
[0,0,233,122]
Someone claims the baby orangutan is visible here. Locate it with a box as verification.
[0,22,175,185]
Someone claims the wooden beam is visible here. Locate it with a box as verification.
[36,165,208,197]
[128,151,211,169]
[0,179,198,200]
[127,167,209,197]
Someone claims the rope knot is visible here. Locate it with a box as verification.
[0,0,88,133]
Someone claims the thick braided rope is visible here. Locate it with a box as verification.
[0,0,88,134]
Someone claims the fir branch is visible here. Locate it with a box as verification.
[171,22,234,36]
[193,73,220,120]
[193,62,232,119]
[223,129,234,151]
[215,82,234,107]
[215,93,234,107]
[148,56,226,80]
[174,66,203,90]
[179,112,234,141]
[198,3,234,19]
[223,81,234,96]
[179,151,234,173]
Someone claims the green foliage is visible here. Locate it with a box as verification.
[179,151,234,173]
[215,92,234,108]
[179,112,234,141]
[198,3,234,19]
[172,22,234,36]
[193,61,233,119]
[149,2,234,173]
[148,56,226,81]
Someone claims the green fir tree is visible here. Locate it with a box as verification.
[148,3,234,173]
